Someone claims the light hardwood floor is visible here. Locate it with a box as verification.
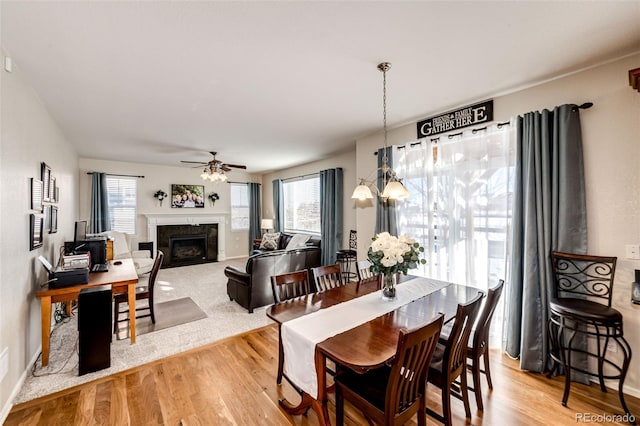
[6,324,639,425]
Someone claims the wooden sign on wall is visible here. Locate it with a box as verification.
[416,99,493,138]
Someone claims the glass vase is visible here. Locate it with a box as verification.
[382,272,397,301]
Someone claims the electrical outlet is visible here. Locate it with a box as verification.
[625,244,640,260]
[606,341,618,353]
[0,347,8,383]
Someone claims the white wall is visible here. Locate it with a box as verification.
[261,148,357,251]
[355,53,640,395]
[77,158,261,259]
[0,50,79,418]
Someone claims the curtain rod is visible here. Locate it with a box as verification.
[86,172,145,178]
[375,119,514,153]
[227,181,260,185]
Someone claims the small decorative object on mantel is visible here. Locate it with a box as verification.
[367,232,426,301]
[208,192,220,207]
[154,190,168,206]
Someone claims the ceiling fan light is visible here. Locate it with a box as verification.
[381,179,409,200]
[351,183,374,200]
[200,169,210,180]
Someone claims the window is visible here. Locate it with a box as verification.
[230,183,249,230]
[283,175,320,235]
[106,175,137,234]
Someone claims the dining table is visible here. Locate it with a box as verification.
[266,275,483,426]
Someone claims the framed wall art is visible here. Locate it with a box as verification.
[31,178,43,212]
[41,163,51,202]
[50,177,57,203]
[171,184,205,208]
[49,206,58,234]
[30,214,44,250]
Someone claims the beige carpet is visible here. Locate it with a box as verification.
[14,257,272,404]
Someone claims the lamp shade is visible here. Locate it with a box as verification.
[381,179,410,200]
[351,183,374,200]
[261,219,274,230]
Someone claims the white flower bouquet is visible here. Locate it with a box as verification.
[367,232,426,299]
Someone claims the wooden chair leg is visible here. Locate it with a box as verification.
[460,369,472,419]
[113,299,119,333]
[484,350,493,390]
[276,326,284,385]
[442,382,452,426]
[472,356,484,411]
[418,394,427,426]
[335,385,344,426]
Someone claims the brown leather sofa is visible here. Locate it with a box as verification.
[225,239,321,313]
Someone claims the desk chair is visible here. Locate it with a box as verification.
[427,292,484,426]
[548,252,633,422]
[270,270,312,385]
[113,251,163,333]
[335,314,444,426]
[312,263,345,292]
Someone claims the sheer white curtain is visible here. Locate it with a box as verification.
[394,122,516,343]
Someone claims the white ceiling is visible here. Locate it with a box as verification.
[2,1,639,174]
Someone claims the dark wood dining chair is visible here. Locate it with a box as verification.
[113,250,164,333]
[270,269,311,304]
[427,291,483,426]
[312,263,344,292]
[335,313,445,426]
[356,274,382,292]
[356,259,374,281]
[270,269,313,385]
[467,279,504,411]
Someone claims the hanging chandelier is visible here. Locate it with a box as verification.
[200,164,228,182]
[351,62,409,201]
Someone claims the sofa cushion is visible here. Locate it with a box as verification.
[259,232,281,250]
[285,234,311,250]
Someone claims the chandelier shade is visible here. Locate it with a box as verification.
[351,62,409,201]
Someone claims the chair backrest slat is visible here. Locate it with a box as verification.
[312,264,344,292]
[551,251,617,306]
[270,270,311,303]
[148,251,164,300]
[472,279,505,352]
[442,292,484,379]
[386,314,444,422]
[356,259,375,281]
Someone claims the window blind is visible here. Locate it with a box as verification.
[106,175,137,234]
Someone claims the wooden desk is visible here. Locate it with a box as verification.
[267,279,482,425]
[36,258,139,366]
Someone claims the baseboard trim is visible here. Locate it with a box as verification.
[0,346,41,423]
[224,255,249,260]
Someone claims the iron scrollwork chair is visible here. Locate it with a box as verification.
[548,251,634,423]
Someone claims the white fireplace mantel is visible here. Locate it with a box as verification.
[145,213,227,261]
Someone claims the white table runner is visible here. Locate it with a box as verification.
[281,276,450,398]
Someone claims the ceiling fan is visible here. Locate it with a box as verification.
[180,151,246,182]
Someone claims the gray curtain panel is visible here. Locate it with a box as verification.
[375,147,398,235]
[320,168,343,265]
[505,104,587,375]
[272,179,284,232]
[248,183,262,252]
[89,172,111,233]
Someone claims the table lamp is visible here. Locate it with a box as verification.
[261,219,274,234]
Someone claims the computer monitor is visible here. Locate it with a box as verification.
[73,220,87,249]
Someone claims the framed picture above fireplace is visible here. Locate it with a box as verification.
[171,184,205,208]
